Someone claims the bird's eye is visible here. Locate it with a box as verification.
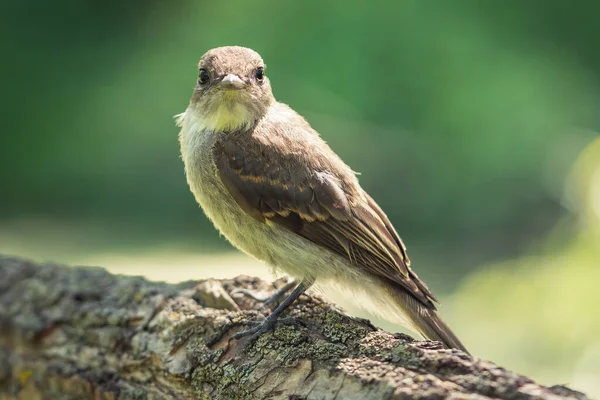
[255,67,264,81]
[198,69,210,84]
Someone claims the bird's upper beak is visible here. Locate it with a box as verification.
[220,74,245,90]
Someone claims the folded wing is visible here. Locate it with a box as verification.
[215,131,437,308]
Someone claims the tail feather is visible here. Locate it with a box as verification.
[387,284,470,355]
[413,306,470,354]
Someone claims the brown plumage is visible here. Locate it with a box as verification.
[178,46,469,353]
[215,124,435,307]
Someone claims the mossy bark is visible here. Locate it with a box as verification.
[0,256,588,400]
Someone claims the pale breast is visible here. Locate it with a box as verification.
[177,110,360,282]
[179,121,267,256]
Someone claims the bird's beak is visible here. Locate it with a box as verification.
[220,74,245,90]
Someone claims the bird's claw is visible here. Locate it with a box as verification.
[234,316,302,343]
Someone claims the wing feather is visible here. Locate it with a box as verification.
[214,128,436,307]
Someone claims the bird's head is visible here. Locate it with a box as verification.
[187,46,275,132]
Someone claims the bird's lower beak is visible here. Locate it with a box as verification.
[220,74,245,90]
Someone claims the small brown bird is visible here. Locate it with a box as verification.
[177,46,468,353]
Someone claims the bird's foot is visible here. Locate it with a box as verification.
[234,315,302,343]
[233,279,297,311]
[232,278,312,345]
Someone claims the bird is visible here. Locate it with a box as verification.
[177,46,468,353]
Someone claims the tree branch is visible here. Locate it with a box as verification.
[0,255,587,399]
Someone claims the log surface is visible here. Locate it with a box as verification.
[0,255,587,400]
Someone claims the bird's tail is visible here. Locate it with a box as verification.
[412,305,470,354]
[386,284,470,355]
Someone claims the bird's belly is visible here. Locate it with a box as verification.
[186,160,268,258]
[180,128,364,283]
[184,151,340,278]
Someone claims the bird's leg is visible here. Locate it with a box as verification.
[233,278,297,310]
[234,277,314,341]
[259,279,297,310]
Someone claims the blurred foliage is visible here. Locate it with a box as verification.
[2,1,599,250]
[454,137,600,395]
[1,0,600,395]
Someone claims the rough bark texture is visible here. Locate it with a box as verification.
[0,255,588,400]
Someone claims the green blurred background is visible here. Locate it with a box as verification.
[1,0,600,395]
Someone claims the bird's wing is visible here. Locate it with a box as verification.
[214,127,436,307]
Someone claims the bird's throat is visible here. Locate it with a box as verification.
[197,100,254,133]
